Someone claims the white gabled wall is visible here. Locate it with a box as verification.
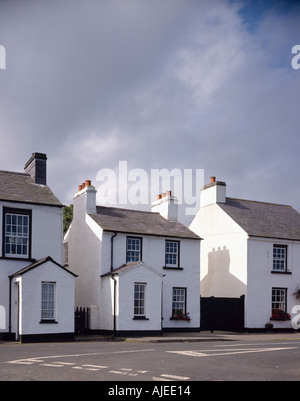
[190,203,248,298]
[0,201,64,337]
[13,261,75,336]
[67,185,102,308]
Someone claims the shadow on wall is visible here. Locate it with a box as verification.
[201,246,246,298]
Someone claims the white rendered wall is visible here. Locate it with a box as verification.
[67,189,103,308]
[109,233,200,330]
[190,203,248,298]
[0,201,63,336]
[117,265,162,332]
[12,261,75,336]
[246,238,300,329]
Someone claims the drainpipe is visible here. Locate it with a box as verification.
[111,275,117,336]
[8,276,12,335]
[110,232,117,272]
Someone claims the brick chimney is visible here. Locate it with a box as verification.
[73,180,97,215]
[201,176,226,207]
[24,153,47,185]
[151,190,178,222]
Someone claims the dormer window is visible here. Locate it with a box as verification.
[3,207,31,259]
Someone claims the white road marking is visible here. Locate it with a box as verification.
[153,376,170,381]
[82,364,108,369]
[160,374,189,380]
[167,346,297,358]
[40,363,64,367]
[6,348,154,365]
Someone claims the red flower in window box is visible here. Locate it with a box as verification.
[172,311,191,321]
[270,309,291,321]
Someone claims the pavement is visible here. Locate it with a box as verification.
[75,330,300,343]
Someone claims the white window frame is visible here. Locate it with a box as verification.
[165,240,179,267]
[134,282,146,318]
[172,287,186,316]
[5,212,29,258]
[273,245,287,272]
[272,288,287,312]
[126,237,142,263]
[41,282,56,321]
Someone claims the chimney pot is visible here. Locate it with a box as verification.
[78,184,83,191]
[166,190,172,197]
[210,176,216,184]
[162,192,166,198]
[82,182,85,189]
[85,180,92,187]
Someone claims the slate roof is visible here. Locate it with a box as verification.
[219,198,300,241]
[101,261,163,277]
[88,205,201,240]
[0,170,63,207]
[9,256,78,278]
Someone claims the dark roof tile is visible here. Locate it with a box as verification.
[219,198,300,241]
[0,171,63,207]
[89,205,200,240]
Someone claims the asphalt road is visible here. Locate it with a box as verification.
[1,335,300,384]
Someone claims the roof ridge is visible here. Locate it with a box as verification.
[0,170,29,176]
[227,197,292,208]
[96,204,157,215]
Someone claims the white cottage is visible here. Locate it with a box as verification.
[190,177,300,331]
[0,153,76,342]
[65,182,201,336]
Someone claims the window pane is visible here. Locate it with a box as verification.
[165,241,179,266]
[41,283,55,319]
[127,238,141,262]
[172,288,186,315]
[273,245,287,271]
[272,288,286,312]
[4,212,29,257]
[134,283,146,316]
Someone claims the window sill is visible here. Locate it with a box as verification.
[163,266,183,270]
[132,316,149,320]
[271,270,292,274]
[0,256,35,262]
[40,320,58,324]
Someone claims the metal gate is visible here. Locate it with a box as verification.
[200,295,245,332]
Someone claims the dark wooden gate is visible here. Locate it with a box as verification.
[74,307,90,335]
[200,295,245,332]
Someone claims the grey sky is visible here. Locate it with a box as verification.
[0,0,299,224]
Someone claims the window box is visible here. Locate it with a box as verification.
[270,309,291,321]
[170,311,191,321]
